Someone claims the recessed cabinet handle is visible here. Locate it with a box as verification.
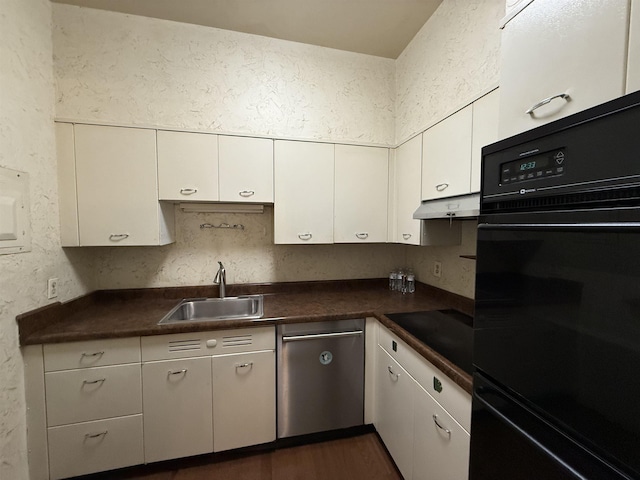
[168,369,188,377]
[109,234,129,241]
[525,93,571,115]
[82,378,106,385]
[235,362,254,369]
[81,351,104,358]
[388,366,400,380]
[432,414,452,437]
[239,190,255,197]
[402,233,412,240]
[85,431,108,439]
[355,233,369,239]
[180,188,198,195]
[436,183,449,192]
[298,233,312,241]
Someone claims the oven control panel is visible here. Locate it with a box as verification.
[500,148,566,185]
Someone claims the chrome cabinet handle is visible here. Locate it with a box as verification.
[81,351,104,358]
[180,188,198,195]
[282,330,363,342]
[355,232,369,239]
[239,190,255,197]
[168,369,188,376]
[298,233,312,241]
[235,362,254,369]
[388,366,400,380]
[82,378,106,385]
[85,431,108,439]
[433,414,451,437]
[525,93,570,115]
[402,233,412,240]
[109,234,129,241]
[436,183,449,192]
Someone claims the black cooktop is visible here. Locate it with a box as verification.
[384,309,473,375]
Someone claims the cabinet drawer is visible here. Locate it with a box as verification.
[378,324,471,432]
[47,414,143,480]
[43,337,140,372]
[45,364,142,427]
[141,326,275,361]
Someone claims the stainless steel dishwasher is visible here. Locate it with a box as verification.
[277,318,365,438]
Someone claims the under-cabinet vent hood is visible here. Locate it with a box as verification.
[413,193,480,220]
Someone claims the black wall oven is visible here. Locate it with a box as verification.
[471,91,640,480]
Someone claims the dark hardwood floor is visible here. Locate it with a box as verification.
[84,433,402,480]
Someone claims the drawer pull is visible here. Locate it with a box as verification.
[180,188,198,195]
[402,233,412,240]
[85,431,108,440]
[235,362,254,369]
[109,234,129,241]
[82,378,106,385]
[168,369,188,376]
[239,190,255,197]
[525,93,570,115]
[355,232,369,239]
[387,366,400,380]
[298,233,312,241]
[81,351,105,358]
[436,183,449,192]
[433,414,451,437]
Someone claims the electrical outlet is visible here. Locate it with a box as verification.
[47,278,58,299]
[433,261,442,278]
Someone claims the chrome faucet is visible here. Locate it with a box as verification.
[214,261,226,298]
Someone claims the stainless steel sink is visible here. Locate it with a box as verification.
[158,295,264,324]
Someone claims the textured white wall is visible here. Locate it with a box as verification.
[395,0,504,144]
[0,0,95,477]
[53,4,395,145]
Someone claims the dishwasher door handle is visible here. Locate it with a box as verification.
[281,330,364,342]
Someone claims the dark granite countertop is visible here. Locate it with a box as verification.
[17,279,473,394]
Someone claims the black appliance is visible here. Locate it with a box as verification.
[471,90,640,480]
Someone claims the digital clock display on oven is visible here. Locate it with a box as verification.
[500,148,566,185]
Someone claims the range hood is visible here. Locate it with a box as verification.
[413,193,480,220]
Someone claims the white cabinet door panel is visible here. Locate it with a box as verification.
[219,136,274,203]
[395,135,422,245]
[471,89,501,193]
[157,130,219,201]
[334,144,388,243]
[274,141,334,244]
[499,0,629,137]
[628,0,640,94]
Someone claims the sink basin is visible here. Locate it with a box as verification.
[158,295,264,324]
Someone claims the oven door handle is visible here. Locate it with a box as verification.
[479,222,640,232]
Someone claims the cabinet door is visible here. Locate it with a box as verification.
[274,141,334,244]
[157,130,219,201]
[142,357,213,462]
[499,0,629,138]
[628,0,640,94]
[375,345,415,479]
[74,124,173,246]
[212,350,276,452]
[471,89,501,193]
[413,383,470,480]
[219,136,274,203]
[421,105,473,201]
[395,135,422,246]
[334,145,388,243]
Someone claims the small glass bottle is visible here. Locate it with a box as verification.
[406,273,415,294]
[389,271,397,290]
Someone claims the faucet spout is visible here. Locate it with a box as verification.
[214,261,226,298]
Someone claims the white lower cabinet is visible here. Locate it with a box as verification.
[142,357,214,463]
[212,350,276,452]
[412,383,470,480]
[375,345,415,479]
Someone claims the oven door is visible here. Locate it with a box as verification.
[474,212,640,479]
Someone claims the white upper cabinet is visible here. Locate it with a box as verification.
[219,136,274,203]
[471,89,501,193]
[157,130,219,201]
[498,0,630,138]
[73,124,174,246]
[394,135,423,245]
[274,141,335,244]
[421,105,473,201]
[334,144,388,243]
[628,0,640,94]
